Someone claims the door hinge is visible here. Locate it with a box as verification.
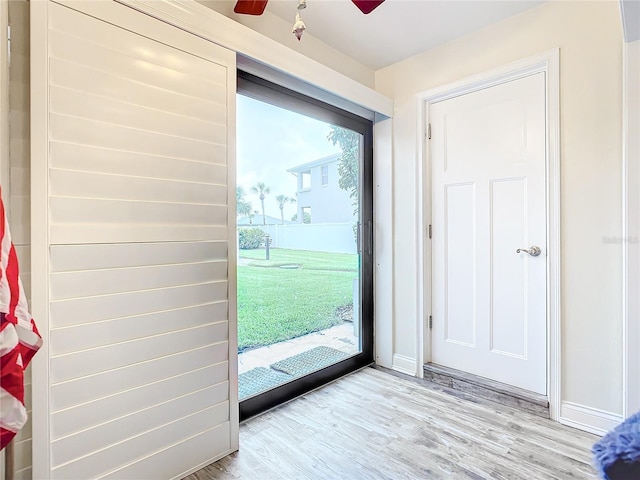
[428,315,433,329]
[428,224,432,239]
[427,123,432,140]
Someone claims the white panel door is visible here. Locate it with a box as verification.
[431,73,547,394]
[31,1,238,478]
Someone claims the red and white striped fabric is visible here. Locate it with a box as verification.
[0,188,41,450]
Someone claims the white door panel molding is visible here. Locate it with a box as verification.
[416,49,560,418]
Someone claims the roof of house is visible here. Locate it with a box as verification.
[286,153,340,174]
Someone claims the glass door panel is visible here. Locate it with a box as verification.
[236,73,373,418]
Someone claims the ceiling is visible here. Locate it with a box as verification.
[263,0,545,70]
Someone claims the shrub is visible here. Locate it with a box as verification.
[238,227,265,249]
[290,212,311,224]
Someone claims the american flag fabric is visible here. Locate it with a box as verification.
[0,188,41,450]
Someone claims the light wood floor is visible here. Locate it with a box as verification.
[186,367,598,479]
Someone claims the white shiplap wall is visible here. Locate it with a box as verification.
[7,1,33,478]
[32,1,238,478]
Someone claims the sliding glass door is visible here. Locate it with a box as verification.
[236,72,373,419]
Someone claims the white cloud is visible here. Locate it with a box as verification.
[237,94,341,219]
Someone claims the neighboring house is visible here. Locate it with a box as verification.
[287,154,354,224]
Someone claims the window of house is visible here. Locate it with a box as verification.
[301,206,312,223]
[321,165,329,186]
[301,170,311,190]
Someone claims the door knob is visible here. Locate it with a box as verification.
[516,246,541,257]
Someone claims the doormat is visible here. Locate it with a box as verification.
[270,346,350,377]
[238,347,351,400]
[238,366,292,399]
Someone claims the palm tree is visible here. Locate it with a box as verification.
[275,194,294,225]
[236,187,252,220]
[251,182,271,225]
[236,186,246,203]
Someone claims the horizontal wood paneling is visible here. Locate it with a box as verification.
[51,349,228,413]
[50,324,228,383]
[50,242,227,271]
[51,406,224,479]
[37,2,236,477]
[49,58,225,124]
[50,261,227,300]
[50,4,227,86]
[50,197,227,225]
[14,468,31,480]
[50,141,227,184]
[49,169,227,205]
[14,417,31,444]
[7,1,33,478]
[50,281,227,329]
[103,423,231,480]
[51,376,229,452]
[8,140,29,177]
[12,439,31,473]
[50,303,228,354]
[50,223,228,244]
[7,194,29,245]
[23,374,31,410]
[48,31,225,102]
[7,54,27,89]
[51,390,228,467]
[51,324,229,389]
[10,163,29,198]
[8,81,28,114]
[14,245,30,299]
[50,86,226,144]
[9,64,30,246]
[9,62,29,226]
[9,106,28,137]
[50,114,226,164]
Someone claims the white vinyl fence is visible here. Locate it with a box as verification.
[242,223,357,254]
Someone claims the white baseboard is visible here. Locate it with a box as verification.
[392,354,417,376]
[560,401,623,436]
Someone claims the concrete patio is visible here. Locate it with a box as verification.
[238,322,359,375]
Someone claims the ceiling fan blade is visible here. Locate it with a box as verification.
[234,0,269,15]
[351,0,385,14]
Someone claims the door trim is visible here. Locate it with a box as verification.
[30,2,52,475]
[236,71,375,421]
[622,39,640,417]
[415,49,561,421]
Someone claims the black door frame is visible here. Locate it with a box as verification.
[236,71,374,421]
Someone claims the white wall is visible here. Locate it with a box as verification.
[624,39,640,415]
[373,116,393,367]
[375,0,624,419]
[194,1,375,88]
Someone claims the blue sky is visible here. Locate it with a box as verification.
[236,94,341,220]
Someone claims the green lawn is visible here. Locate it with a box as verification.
[237,248,358,352]
[240,248,358,272]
